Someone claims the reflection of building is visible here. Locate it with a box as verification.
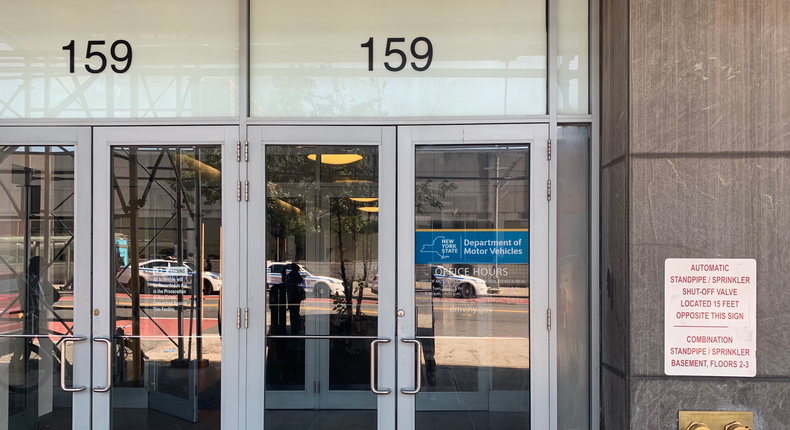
[111,148,222,268]
[0,148,75,287]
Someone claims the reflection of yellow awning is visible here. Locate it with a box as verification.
[350,197,378,203]
[359,206,378,213]
[334,179,373,184]
[276,199,301,214]
[307,154,362,165]
[175,154,221,180]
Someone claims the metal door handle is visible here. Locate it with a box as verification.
[93,337,112,392]
[60,336,87,392]
[370,338,392,394]
[400,338,422,394]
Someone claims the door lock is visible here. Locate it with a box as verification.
[397,309,405,317]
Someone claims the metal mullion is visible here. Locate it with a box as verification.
[547,0,560,428]
[589,0,601,428]
[246,115,553,126]
[244,126,263,429]
[0,118,241,127]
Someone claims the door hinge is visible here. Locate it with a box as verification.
[244,307,249,328]
[244,181,249,202]
[237,181,241,202]
[547,138,552,161]
[547,308,552,331]
[244,141,249,162]
[236,141,241,162]
[547,179,552,201]
[236,308,241,329]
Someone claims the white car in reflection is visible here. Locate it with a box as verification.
[430,265,489,299]
[116,259,222,295]
[266,262,345,298]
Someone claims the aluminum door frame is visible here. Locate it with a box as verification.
[396,124,552,429]
[0,127,92,429]
[92,126,241,429]
[246,126,397,430]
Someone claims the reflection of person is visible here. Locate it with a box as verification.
[17,256,60,333]
[285,263,305,335]
[10,256,59,386]
[204,258,212,272]
[269,267,288,362]
[420,268,439,388]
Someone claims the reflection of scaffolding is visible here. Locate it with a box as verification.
[112,147,211,385]
[0,146,76,337]
[0,61,236,118]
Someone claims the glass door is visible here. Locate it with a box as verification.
[92,126,240,430]
[247,125,549,430]
[246,126,397,430]
[0,127,92,430]
[396,125,550,430]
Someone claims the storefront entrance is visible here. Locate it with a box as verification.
[0,124,549,430]
[246,124,550,430]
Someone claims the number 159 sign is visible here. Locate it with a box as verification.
[360,37,433,72]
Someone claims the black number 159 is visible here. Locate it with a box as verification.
[62,40,133,74]
[361,37,433,72]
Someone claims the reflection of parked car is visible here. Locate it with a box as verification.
[370,274,379,295]
[117,259,222,295]
[430,265,488,299]
[265,262,345,298]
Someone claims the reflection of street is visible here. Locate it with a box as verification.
[263,291,529,339]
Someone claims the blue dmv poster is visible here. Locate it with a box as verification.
[415,229,529,264]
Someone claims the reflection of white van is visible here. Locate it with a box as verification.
[430,265,489,299]
[265,262,345,298]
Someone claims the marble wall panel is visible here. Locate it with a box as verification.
[630,0,790,154]
[631,377,790,429]
[601,368,629,430]
[601,0,630,165]
[629,155,790,376]
[601,159,630,375]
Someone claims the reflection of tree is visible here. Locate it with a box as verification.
[167,147,223,206]
[329,197,377,321]
[266,149,378,328]
[415,179,458,215]
[258,67,392,117]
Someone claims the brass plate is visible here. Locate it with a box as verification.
[679,411,754,430]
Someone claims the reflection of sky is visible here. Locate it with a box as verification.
[9,146,73,153]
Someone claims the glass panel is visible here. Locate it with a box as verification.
[556,126,590,430]
[414,145,530,429]
[264,145,379,424]
[558,0,590,115]
[250,0,547,117]
[0,147,76,429]
[111,146,222,428]
[0,0,239,119]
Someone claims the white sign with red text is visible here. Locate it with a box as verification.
[665,258,756,377]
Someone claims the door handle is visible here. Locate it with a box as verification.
[93,337,112,392]
[60,336,87,392]
[400,338,422,394]
[370,338,392,394]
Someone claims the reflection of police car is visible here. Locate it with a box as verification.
[266,262,345,298]
[430,265,489,299]
[117,259,222,295]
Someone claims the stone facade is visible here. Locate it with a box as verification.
[600,0,790,428]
